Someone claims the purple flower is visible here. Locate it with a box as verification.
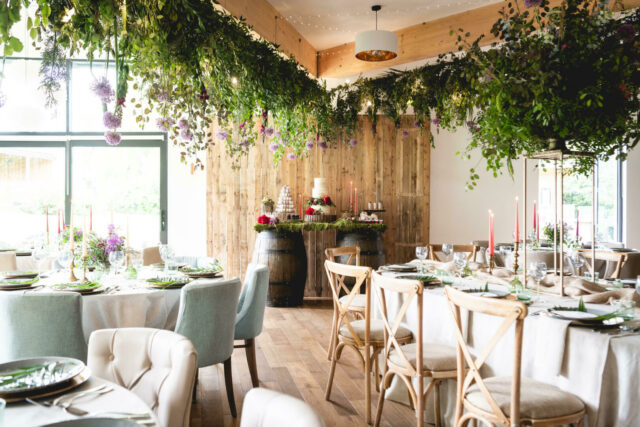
[107,224,115,233]
[401,130,409,137]
[156,116,174,132]
[268,216,279,225]
[523,0,542,8]
[103,111,122,129]
[104,131,121,146]
[91,77,115,103]
[348,138,358,146]
[178,118,189,130]
[215,129,229,141]
[240,139,249,148]
[269,143,279,152]
[264,127,274,138]
[432,115,441,126]
[287,153,295,160]
[617,24,637,43]
[275,131,281,138]
[305,141,314,150]
[414,121,421,128]
[181,129,193,141]
[156,90,170,103]
[318,141,328,150]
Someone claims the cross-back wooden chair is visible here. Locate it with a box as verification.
[578,249,628,279]
[325,246,362,360]
[444,286,585,427]
[429,244,479,262]
[372,272,457,427]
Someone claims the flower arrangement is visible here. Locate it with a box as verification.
[305,196,335,208]
[542,222,580,248]
[85,224,127,268]
[257,215,278,225]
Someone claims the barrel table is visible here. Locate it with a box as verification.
[252,230,308,307]
[336,231,386,270]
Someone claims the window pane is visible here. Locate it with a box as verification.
[71,145,161,249]
[0,60,66,132]
[0,147,65,247]
[597,158,618,242]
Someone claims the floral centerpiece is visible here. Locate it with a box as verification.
[86,224,127,269]
[305,196,335,215]
[542,222,580,248]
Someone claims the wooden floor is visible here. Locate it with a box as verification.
[189,302,417,427]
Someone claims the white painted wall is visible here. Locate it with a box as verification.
[429,126,539,245]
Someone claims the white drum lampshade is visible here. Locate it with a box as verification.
[355,30,398,62]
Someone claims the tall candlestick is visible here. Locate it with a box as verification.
[46,206,49,233]
[515,197,519,242]
[82,216,87,257]
[58,210,61,234]
[489,210,495,256]
[354,188,358,214]
[69,213,74,251]
[576,207,579,239]
[299,194,302,218]
[533,200,537,231]
[126,216,130,266]
[350,181,353,206]
[90,205,93,231]
[537,211,540,241]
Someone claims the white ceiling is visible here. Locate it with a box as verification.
[268,0,502,50]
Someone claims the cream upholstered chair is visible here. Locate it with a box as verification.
[142,246,162,266]
[325,246,363,360]
[87,328,198,427]
[444,286,585,427]
[240,388,325,427]
[373,272,457,427]
[429,244,479,262]
[0,252,17,271]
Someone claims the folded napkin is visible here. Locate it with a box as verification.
[473,268,515,288]
[529,275,640,304]
[410,259,457,274]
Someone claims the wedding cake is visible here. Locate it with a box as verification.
[310,178,336,215]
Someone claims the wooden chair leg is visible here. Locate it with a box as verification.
[192,368,199,403]
[327,305,338,360]
[374,370,393,427]
[434,380,441,427]
[365,343,371,424]
[325,342,343,400]
[373,349,380,392]
[244,338,259,388]
[223,358,237,418]
[416,376,424,427]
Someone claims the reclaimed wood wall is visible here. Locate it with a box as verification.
[206,115,431,295]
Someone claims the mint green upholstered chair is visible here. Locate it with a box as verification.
[234,263,269,388]
[0,292,86,363]
[174,278,242,416]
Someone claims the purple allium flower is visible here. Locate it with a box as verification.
[268,216,279,225]
[107,224,115,233]
[240,139,249,148]
[103,111,122,129]
[91,77,115,103]
[264,127,274,138]
[348,138,358,146]
[104,131,121,146]
[178,118,189,130]
[215,129,229,141]
[432,115,441,126]
[401,130,409,137]
[269,143,279,152]
[414,121,421,128]
[75,230,82,237]
[318,141,328,150]
[617,24,637,43]
[156,116,174,132]
[275,130,281,138]
[523,0,542,8]
[305,141,314,150]
[181,129,193,141]
[287,153,295,160]
[156,90,170,103]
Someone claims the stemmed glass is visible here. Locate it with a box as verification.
[570,251,585,276]
[159,244,174,274]
[415,246,428,273]
[108,251,124,276]
[442,244,454,259]
[57,248,73,272]
[32,240,48,272]
[529,262,547,302]
[453,252,469,276]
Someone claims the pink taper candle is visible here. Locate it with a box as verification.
[537,211,540,241]
[354,188,358,214]
[533,200,537,231]
[46,206,49,233]
[489,210,495,256]
[515,197,519,242]
[576,208,579,239]
[350,181,353,206]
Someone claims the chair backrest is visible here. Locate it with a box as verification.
[578,249,628,279]
[240,387,325,427]
[175,278,242,367]
[235,263,269,340]
[0,252,17,271]
[429,244,479,262]
[87,328,198,427]
[142,246,162,266]
[371,272,422,375]
[444,286,527,427]
[0,292,86,363]
[325,246,361,266]
[324,260,371,347]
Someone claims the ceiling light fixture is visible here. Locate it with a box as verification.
[355,5,398,62]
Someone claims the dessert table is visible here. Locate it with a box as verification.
[5,376,159,426]
[375,268,640,427]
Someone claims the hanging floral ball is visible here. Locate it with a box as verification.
[90,77,115,103]
[104,131,122,146]
[156,116,175,132]
[178,118,189,130]
[215,129,229,141]
[318,141,328,150]
[348,139,357,146]
[305,141,314,150]
[432,116,441,126]
[103,111,122,129]
[269,143,279,152]
[401,130,409,137]
[287,153,295,160]
[181,129,193,141]
[264,127,275,138]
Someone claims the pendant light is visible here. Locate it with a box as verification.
[355,5,398,62]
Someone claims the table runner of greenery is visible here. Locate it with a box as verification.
[254,220,387,234]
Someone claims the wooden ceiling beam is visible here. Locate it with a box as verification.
[215,0,318,76]
[317,0,640,78]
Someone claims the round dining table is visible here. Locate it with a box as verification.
[4,376,159,427]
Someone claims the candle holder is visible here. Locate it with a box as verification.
[69,259,79,282]
[81,256,89,283]
[512,241,520,273]
[488,254,495,275]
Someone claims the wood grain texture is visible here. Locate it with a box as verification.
[206,115,430,297]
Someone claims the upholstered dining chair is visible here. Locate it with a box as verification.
[325,246,362,360]
[175,278,242,417]
[578,249,628,279]
[428,244,479,263]
[240,388,325,427]
[234,263,269,388]
[0,252,17,271]
[142,246,162,266]
[444,286,585,427]
[87,328,197,427]
[325,261,412,424]
[372,272,457,427]
[0,292,86,363]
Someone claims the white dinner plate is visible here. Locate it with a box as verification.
[548,308,611,321]
[0,357,85,395]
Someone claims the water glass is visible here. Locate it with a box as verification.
[159,244,174,273]
[612,300,636,321]
[108,251,124,275]
[585,272,600,282]
[442,243,454,257]
[529,262,547,301]
[415,246,428,273]
[57,248,73,270]
[453,252,468,274]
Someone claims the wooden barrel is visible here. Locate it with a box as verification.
[252,230,307,307]
[336,231,386,271]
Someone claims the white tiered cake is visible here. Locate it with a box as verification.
[310,178,336,216]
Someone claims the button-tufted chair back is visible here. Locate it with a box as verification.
[240,388,325,427]
[87,328,197,427]
[0,252,17,271]
[175,278,242,368]
[0,292,86,363]
[235,263,269,341]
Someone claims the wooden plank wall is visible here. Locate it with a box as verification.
[206,115,431,290]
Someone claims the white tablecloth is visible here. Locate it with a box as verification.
[5,377,159,426]
[375,273,640,427]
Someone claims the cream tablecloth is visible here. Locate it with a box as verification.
[5,376,159,426]
[374,272,640,427]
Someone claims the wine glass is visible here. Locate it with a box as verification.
[108,251,124,276]
[415,246,428,273]
[453,252,469,275]
[570,251,585,276]
[442,244,454,258]
[57,248,73,271]
[32,240,48,272]
[159,244,173,274]
[529,262,547,302]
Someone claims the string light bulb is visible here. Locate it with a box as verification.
[231,77,238,86]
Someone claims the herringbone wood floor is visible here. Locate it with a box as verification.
[189,303,417,427]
